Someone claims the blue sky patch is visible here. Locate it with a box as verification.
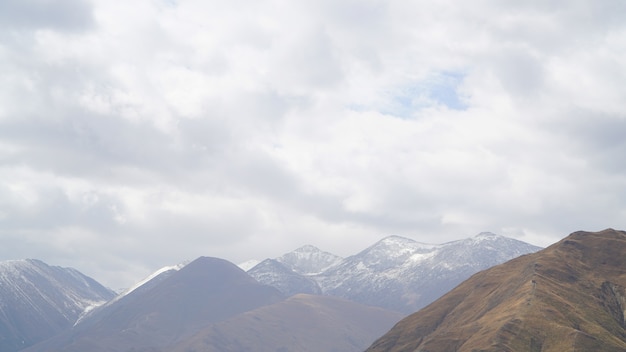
[381,71,468,117]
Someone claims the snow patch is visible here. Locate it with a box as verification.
[112,262,187,303]
[238,259,261,271]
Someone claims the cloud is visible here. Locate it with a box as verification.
[0,0,625,288]
[0,0,94,32]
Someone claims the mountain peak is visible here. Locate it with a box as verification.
[474,231,500,239]
[277,245,342,275]
[249,232,541,314]
[238,259,261,271]
[553,228,626,268]
[173,256,254,285]
[292,244,323,253]
[378,235,419,245]
[365,235,436,255]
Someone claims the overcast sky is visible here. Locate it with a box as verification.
[1,0,625,289]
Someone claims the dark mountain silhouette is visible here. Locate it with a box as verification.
[366,229,626,352]
[0,259,114,352]
[173,293,404,352]
[23,256,285,352]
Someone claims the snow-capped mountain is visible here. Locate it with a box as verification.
[318,232,542,313]
[248,233,542,313]
[247,245,341,296]
[0,259,115,351]
[276,245,343,275]
[248,259,321,296]
[237,259,261,271]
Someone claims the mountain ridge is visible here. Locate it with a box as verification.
[249,232,542,313]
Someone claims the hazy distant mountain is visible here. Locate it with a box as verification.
[237,259,261,271]
[318,232,542,313]
[276,244,343,274]
[249,233,542,313]
[0,259,115,352]
[11,233,542,351]
[74,262,185,325]
[247,258,322,296]
[367,229,626,352]
[174,294,404,352]
[24,257,285,352]
[248,244,341,297]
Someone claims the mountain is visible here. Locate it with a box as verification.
[366,229,626,352]
[74,262,186,325]
[24,256,285,352]
[248,244,341,297]
[250,233,541,313]
[0,259,115,352]
[173,294,404,352]
[276,244,343,274]
[247,258,322,296]
[237,259,261,271]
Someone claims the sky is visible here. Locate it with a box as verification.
[1,0,625,290]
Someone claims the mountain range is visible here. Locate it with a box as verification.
[1,231,546,351]
[366,229,626,352]
[23,256,402,352]
[248,232,542,313]
[24,257,286,352]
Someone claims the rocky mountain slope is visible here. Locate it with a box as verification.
[0,259,115,352]
[366,229,626,352]
[249,232,542,313]
[173,294,404,352]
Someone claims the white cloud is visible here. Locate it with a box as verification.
[0,0,625,288]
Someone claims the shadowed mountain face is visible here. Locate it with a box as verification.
[366,229,626,352]
[173,294,404,352]
[24,257,285,352]
[0,259,115,352]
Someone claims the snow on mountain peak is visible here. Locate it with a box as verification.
[104,262,187,306]
[238,259,261,271]
[365,236,437,258]
[246,232,543,313]
[474,232,500,240]
[277,245,343,275]
[122,263,187,296]
[292,244,323,253]
[378,235,417,245]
